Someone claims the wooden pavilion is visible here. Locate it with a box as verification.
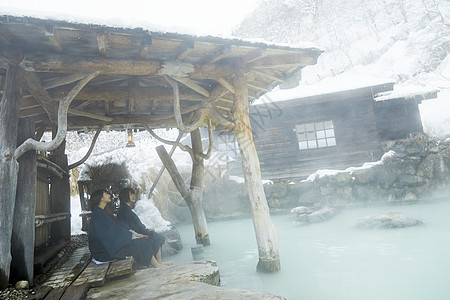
[0,15,322,287]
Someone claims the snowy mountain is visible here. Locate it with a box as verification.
[234,0,450,138]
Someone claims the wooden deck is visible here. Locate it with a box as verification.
[31,247,135,300]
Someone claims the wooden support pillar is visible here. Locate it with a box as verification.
[231,70,280,272]
[0,64,22,288]
[11,118,37,285]
[189,129,210,246]
[156,139,210,246]
[49,134,71,244]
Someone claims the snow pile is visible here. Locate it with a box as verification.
[303,151,395,182]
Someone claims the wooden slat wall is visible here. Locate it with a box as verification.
[248,95,383,181]
[374,100,423,141]
[35,176,50,248]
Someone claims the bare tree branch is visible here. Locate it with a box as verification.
[143,124,194,158]
[201,119,214,160]
[164,75,206,133]
[208,109,235,130]
[147,130,184,198]
[14,72,100,159]
[68,125,103,170]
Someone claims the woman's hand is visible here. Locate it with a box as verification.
[136,233,149,239]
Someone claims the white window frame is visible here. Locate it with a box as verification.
[217,134,240,158]
[295,120,336,150]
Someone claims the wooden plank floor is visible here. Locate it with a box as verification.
[32,246,135,300]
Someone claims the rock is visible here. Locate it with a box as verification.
[162,228,183,252]
[290,206,314,215]
[15,280,29,289]
[86,261,284,300]
[291,205,338,224]
[356,212,423,229]
[395,175,424,187]
[308,206,338,223]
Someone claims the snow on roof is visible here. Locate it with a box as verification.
[0,9,319,50]
[374,85,439,102]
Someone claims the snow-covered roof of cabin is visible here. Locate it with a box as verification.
[251,81,437,109]
[374,85,439,102]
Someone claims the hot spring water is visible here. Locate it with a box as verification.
[170,200,450,300]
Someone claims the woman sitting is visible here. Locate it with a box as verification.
[117,187,166,265]
[88,188,171,268]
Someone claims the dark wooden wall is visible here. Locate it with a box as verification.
[374,100,424,141]
[248,95,383,180]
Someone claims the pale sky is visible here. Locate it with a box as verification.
[0,0,260,36]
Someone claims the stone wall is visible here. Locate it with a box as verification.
[188,135,450,222]
[266,135,450,208]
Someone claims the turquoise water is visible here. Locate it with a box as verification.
[170,200,450,300]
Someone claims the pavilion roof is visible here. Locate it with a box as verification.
[0,15,322,132]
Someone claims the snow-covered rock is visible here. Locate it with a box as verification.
[356,211,423,229]
[291,205,338,224]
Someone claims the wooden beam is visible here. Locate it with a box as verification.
[44,26,63,51]
[246,53,316,70]
[215,104,231,111]
[216,77,235,94]
[42,73,89,89]
[20,53,234,78]
[96,33,107,56]
[204,45,232,63]
[174,40,195,60]
[217,97,233,104]
[252,70,284,82]
[0,63,22,289]
[11,113,36,286]
[242,48,267,65]
[156,145,190,198]
[172,76,210,97]
[68,104,201,127]
[21,53,161,75]
[247,82,269,92]
[68,108,113,121]
[19,97,41,110]
[105,101,111,115]
[49,86,206,102]
[139,35,152,59]
[128,76,139,114]
[71,100,91,110]
[19,106,47,118]
[23,71,58,123]
[231,69,280,273]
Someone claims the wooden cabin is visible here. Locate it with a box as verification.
[220,83,437,181]
[0,15,322,286]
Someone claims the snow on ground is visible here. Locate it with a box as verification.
[302,151,396,182]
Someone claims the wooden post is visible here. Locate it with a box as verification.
[49,133,71,244]
[232,71,280,272]
[0,64,22,288]
[189,129,210,246]
[156,139,210,246]
[11,118,37,285]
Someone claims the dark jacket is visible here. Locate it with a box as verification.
[117,201,165,248]
[88,206,132,261]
